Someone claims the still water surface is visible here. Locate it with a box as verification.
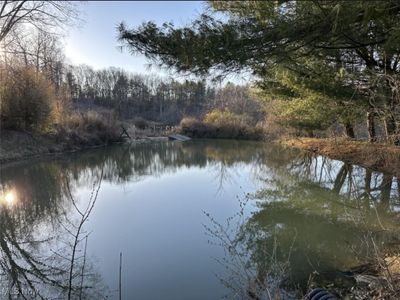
[0,140,399,299]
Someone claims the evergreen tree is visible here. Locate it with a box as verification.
[118,0,400,139]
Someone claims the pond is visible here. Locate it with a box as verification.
[0,140,399,299]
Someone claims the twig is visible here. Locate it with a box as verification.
[79,235,88,300]
[119,252,122,300]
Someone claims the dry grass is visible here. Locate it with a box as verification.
[58,111,122,145]
[341,234,400,299]
[179,115,265,140]
[283,137,400,177]
[0,111,124,163]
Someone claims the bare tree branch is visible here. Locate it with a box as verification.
[0,1,80,42]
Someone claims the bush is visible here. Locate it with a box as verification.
[204,109,251,127]
[60,111,121,145]
[133,117,148,130]
[179,111,265,140]
[0,67,57,132]
[204,109,264,140]
[180,117,203,130]
[179,117,212,137]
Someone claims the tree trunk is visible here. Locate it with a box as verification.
[384,114,397,142]
[367,111,376,142]
[379,174,393,212]
[344,122,355,139]
[398,177,400,199]
[384,91,399,143]
[363,169,372,208]
[333,164,349,194]
[365,169,371,194]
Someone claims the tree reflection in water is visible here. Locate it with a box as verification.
[204,196,300,300]
[0,164,108,299]
[0,140,398,298]
[0,141,280,298]
[204,143,400,299]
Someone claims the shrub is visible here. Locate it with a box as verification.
[179,117,212,137]
[204,109,264,140]
[133,117,148,130]
[60,111,121,145]
[204,109,249,127]
[0,67,57,132]
[179,112,265,140]
[180,117,202,130]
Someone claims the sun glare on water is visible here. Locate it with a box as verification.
[1,189,17,206]
[5,191,15,204]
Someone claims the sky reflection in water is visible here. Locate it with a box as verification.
[0,140,399,299]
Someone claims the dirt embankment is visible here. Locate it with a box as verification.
[283,138,400,177]
[0,128,170,164]
[0,129,124,164]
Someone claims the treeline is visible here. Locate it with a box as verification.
[118,1,400,144]
[0,1,263,135]
[68,65,209,123]
[0,1,264,143]
[66,65,263,124]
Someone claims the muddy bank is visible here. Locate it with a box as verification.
[0,129,169,165]
[0,130,168,165]
[283,138,400,177]
[0,130,122,164]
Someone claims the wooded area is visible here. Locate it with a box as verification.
[65,65,262,124]
[118,0,400,143]
[1,1,400,147]
[1,1,400,299]
[0,1,263,138]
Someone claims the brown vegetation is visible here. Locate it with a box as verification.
[283,138,400,177]
[59,111,121,145]
[0,67,57,132]
[0,64,124,163]
[322,233,400,299]
[179,109,265,140]
[0,111,123,164]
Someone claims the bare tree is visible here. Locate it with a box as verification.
[0,1,79,42]
[64,166,104,300]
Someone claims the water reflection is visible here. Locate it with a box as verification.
[0,140,398,298]
[206,145,400,298]
[0,163,108,298]
[2,189,16,206]
[0,140,271,298]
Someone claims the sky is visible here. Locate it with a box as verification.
[64,1,207,74]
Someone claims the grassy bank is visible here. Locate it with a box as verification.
[283,138,400,177]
